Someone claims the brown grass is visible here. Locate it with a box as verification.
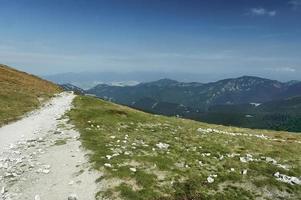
[0,64,62,126]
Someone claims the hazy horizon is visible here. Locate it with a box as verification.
[43,70,300,87]
[1,0,301,82]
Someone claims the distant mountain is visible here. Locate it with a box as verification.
[87,76,301,110]
[59,83,85,95]
[43,71,235,89]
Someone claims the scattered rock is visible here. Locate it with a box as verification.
[68,194,78,200]
[207,176,214,183]
[42,169,50,174]
[266,157,277,164]
[156,143,169,150]
[104,163,112,168]
[274,172,301,185]
[1,187,5,194]
[239,154,253,163]
[242,169,248,175]
[129,167,137,172]
[34,194,41,200]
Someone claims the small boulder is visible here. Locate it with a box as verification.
[34,195,41,200]
[156,143,169,150]
[104,163,112,168]
[68,194,78,200]
[129,167,137,172]
[207,176,214,183]
[1,187,5,194]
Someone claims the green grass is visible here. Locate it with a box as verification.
[0,64,61,126]
[68,96,301,200]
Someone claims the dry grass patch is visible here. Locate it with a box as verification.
[0,64,61,126]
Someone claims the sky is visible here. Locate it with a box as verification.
[0,0,301,81]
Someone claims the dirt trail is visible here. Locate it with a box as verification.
[0,92,100,200]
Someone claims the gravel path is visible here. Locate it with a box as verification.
[0,92,100,200]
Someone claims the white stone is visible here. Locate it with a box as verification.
[129,167,137,172]
[42,169,50,174]
[34,195,41,200]
[104,163,112,168]
[1,187,5,194]
[207,176,214,183]
[266,157,277,164]
[156,142,169,150]
[274,172,301,185]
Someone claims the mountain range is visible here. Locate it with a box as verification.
[87,76,301,108]
[85,76,301,132]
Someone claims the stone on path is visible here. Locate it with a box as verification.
[34,194,41,200]
[68,194,78,200]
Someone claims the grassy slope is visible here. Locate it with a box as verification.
[69,96,301,200]
[0,64,61,126]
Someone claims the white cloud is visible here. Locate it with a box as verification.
[268,10,277,16]
[265,67,296,72]
[249,8,277,17]
[289,0,301,9]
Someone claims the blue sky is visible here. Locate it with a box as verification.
[0,0,301,81]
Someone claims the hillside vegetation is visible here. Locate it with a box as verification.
[69,96,301,200]
[0,64,61,126]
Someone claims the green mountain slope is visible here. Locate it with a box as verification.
[69,96,301,200]
[0,64,62,126]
